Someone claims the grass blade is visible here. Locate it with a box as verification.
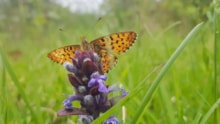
[200,98,220,124]
[0,49,39,123]
[213,2,220,123]
[130,22,204,123]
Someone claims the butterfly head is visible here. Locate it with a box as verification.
[80,36,92,51]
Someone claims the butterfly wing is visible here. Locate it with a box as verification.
[48,45,81,64]
[108,32,137,54]
[90,31,137,72]
[95,49,118,73]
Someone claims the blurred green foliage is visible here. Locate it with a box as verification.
[0,0,212,41]
[0,0,218,124]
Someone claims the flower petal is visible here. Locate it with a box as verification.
[88,78,96,87]
[63,62,77,73]
[98,82,108,92]
[104,116,120,124]
[100,75,107,80]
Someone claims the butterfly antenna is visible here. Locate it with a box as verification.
[84,17,103,39]
[92,17,102,31]
[80,36,86,41]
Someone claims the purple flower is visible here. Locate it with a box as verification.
[88,72,108,92]
[63,95,83,109]
[104,116,120,124]
[80,115,93,124]
[56,50,127,123]
[108,85,128,97]
[63,62,78,73]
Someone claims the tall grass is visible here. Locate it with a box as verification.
[0,1,218,123]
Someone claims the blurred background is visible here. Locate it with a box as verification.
[0,0,217,123]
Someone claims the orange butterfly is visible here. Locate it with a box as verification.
[48,31,137,73]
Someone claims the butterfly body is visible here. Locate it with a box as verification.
[48,31,137,73]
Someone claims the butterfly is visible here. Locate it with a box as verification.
[48,31,137,73]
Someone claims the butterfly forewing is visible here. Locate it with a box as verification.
[90,32,137,54]
[48,45,80,64]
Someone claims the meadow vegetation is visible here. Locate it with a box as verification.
[0,0,219,123]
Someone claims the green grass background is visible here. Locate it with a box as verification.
[0,0,219,123]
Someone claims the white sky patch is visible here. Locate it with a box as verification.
[54,0,105,14]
